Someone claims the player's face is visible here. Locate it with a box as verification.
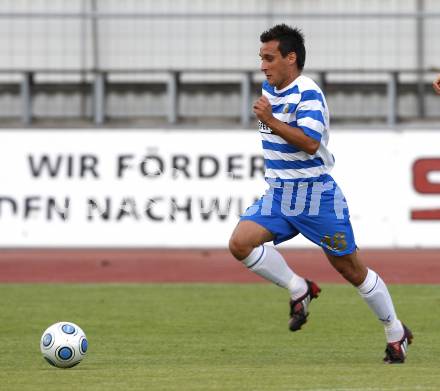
[259,40,295,89]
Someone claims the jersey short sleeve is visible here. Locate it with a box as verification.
[296,89,326,142]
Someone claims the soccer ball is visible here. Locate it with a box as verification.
[40,321,88,368]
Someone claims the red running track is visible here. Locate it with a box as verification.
[0,248,438,283]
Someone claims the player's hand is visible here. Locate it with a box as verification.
[253,95,273,124]
[433,74,440,95]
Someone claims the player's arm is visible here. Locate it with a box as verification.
[433,74,440,95]
[253,95,320,155]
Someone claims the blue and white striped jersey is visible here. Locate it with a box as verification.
[259,75,334,182]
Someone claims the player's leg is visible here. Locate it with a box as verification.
[292,174,402,337]
[229,219,310,297]
[289,175,412,359]
[229,219,319,331]
[324,250,413,363]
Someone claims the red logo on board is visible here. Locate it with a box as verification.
[411,158,440,220]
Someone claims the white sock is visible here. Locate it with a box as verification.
[357,268,404,342]
[242,245,307,299]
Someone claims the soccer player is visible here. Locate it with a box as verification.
[228,24,413,363]
[433,74,440,94]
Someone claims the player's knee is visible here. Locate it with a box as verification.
[334,262,364,285]
[338,268,357,284]
[228,236,252,261]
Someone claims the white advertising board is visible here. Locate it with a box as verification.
[0,129,439,248]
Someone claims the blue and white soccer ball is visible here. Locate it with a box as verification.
[40,321,88,368]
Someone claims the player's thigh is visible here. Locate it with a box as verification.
[229,220,274,255]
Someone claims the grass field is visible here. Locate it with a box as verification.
[0,283,439,391]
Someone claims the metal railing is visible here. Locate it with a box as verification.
[4,67,437,127]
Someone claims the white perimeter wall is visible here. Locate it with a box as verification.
[0,129,439,248]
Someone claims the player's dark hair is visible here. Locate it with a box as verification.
[260,24,306,70]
